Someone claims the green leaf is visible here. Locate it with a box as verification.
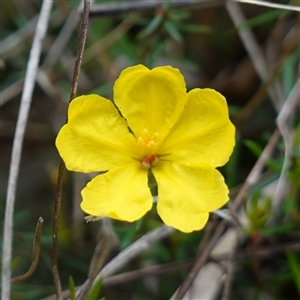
[178,24,212,34]
[282,51,300,97]
[164,20,182,43]
[241,9,288,29]
[69,276,76,300]
[286,251,300,294]
[244,140,263,157]
[137,14,163,39]
[87,277,103,300]
[260,223,298,236]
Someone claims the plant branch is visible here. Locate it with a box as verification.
[236,0,300,12]
[51,0,90,299]
[77,220,118,300]
[226,1,284,112]
[88,0,225,17]
[273,78,300,208]
[11,217,44,284]
[1,1,53,299]
[87,0,299,17]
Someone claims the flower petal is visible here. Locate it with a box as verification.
[56,95,142,173]
[114,65,188,142]
[81,162,153,221]
[159,88,235,167]
[152,161,229,232]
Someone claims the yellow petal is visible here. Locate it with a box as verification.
[56,95,142,173]
[152,162,229,232]
[81,162,153,221]
[159,88,235,167]
[114,65,188,142]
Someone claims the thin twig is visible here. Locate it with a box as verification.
[233,60,283,126]
[232,129,281,211]
[42,1,82,69]
[79,226,175,299]
[89,0,225,17]
[220,230,239,300]
[226,2,284,112]
[0,8,63,57]
[174,222,227,300]
[69,0,90,103]
[236,0,300,12]
[11,217,44,284]
[1,2,53,299]
[273,78,300,209]
[87,0,300,17]
[77,220,118,300]
[102,259,194,286]
[52,160,65,300]
[101,225,174,276]
[1,15,38,56]
[78,225,175,297]
[0,79,24,107]
[51,1,90,299]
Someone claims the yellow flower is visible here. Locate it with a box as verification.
[56,65,235,233]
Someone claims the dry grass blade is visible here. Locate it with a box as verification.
[1,2,53,299]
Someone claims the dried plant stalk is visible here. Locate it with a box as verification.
[11,217,44,284]
[51,0,90,299]
[1,1,53,299]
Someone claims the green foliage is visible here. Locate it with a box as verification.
[69,276,76,300]
[286,251,300,294]
[87,277,103,300]
[244,139,263,157]
[240,9,289,29]
[282,51,300,97]
[244,192,272,234]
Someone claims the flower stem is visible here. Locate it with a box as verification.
[51,1,90,299]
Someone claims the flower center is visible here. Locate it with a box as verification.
[138,129,160,169]
[141,155,159,169]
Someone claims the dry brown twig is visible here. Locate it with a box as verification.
[88,0,225,17]
[51,0,90,299]
[77,219,118,300]
[11,217,44,284]
[43,2,82,69]
[226,1,284,111]
[236,0,300,11]
[88,0,300,17]
[273,79,300,209]
[1,1,53,299]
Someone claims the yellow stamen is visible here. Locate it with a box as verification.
[138,129,160,156]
